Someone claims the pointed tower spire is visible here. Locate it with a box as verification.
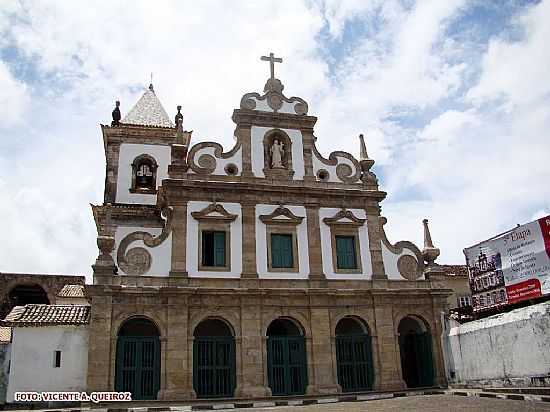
[422,219,440,267]
[359,133,369,160]
[122,84,173,127]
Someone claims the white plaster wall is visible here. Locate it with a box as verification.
[256,204,309,279]
[249,97,299,115]
[318,208,373,279]
[311,152,357,183]
[116,143,171,205]
[250,126,305,179]
[381,243,423,280]
[7,326,88,402]
[115,226,172,277]
[444,302,550,385]
[187,202,242,278]
[187,144,242,176]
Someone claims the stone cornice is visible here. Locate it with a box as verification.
[161,178,387,207]
[101,124,177,150]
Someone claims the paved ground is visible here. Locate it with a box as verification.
[233,395,550,412]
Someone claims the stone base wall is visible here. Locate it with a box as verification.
[443,301,550,387]
[87,281,449,400]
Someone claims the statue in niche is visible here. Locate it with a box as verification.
[270,139,285,168]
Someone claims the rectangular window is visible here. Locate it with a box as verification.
[335,235,357,269]
[271,234,294,268]
[201,231,226,267]
[54,350,61,368]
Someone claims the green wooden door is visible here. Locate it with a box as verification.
[414,332,434,387]
[267,336,307,396]
[336,334,374,392]
[115,336,160,400]
[193,337,236,398]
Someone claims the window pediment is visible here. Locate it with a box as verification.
[323,209,366,228]
[259,206,304,226]
[191,203,238,222]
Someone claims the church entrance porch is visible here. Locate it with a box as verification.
[335,317,374,392]
[115,317,161,400]
[266,318,308,396]
[398,316,434,388]
[193,318,236,398]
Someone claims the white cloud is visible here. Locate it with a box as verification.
[0,61,29,128]
[0,0,548,277]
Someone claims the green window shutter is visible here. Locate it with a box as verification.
[214,231,226,267]
[271,234,293,268]
[336,236,357,269]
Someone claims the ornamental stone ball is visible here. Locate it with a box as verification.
[111,100,121,126]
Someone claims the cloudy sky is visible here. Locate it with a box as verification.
[1,0,549,280]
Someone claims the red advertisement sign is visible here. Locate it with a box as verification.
[506,279,542,304]
[538,217,550,260]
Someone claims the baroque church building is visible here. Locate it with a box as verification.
[88,54,450,400]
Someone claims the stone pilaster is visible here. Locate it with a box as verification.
[241,202,258,278]
[159,295,193,399]
[301,128,315,183]
[431,292,450,388]
[366,204,386,279]
[86,295,113,392]
[306,301,339,394]
[237,125,254,178]
[371,293,406,391]
[104,142,120,203]
[305,204,325,280]
[235,297,270,397]
[170,204,188,278]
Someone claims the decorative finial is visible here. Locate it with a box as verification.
[359,134,369,160]
[175,105,183,132]
[422,219,440,267]
[261,52,283,80]
[111,100,121,127]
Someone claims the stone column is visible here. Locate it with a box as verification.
[306,298,339,394]
[159,295,193,399]
[371,293,406,391]
[235,297,270,397]
[365,203,386,279]
[170,204,188,279]
[241,202,258,278]
[86,294,114,392]
[305,203,325,280]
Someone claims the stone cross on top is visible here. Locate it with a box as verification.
[261,52,283,79]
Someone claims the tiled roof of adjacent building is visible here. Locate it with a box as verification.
[2,304,90,327]
[0,327,11,344]
[58,284,86,298]
[438,264,468,277]
[122,84,174,128]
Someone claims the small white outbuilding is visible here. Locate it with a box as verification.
[3,303,90,403]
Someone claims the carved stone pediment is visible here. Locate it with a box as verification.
[191,203,238,222]
[259,206,304,226]
[323,209,366,227]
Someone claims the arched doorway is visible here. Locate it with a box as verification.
[193,318,236,398]
[398,316,434,388]
[335,317,374,392]
[115,317,161,400]
[266,318,307,396]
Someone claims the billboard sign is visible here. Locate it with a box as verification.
[464,215,550,312]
